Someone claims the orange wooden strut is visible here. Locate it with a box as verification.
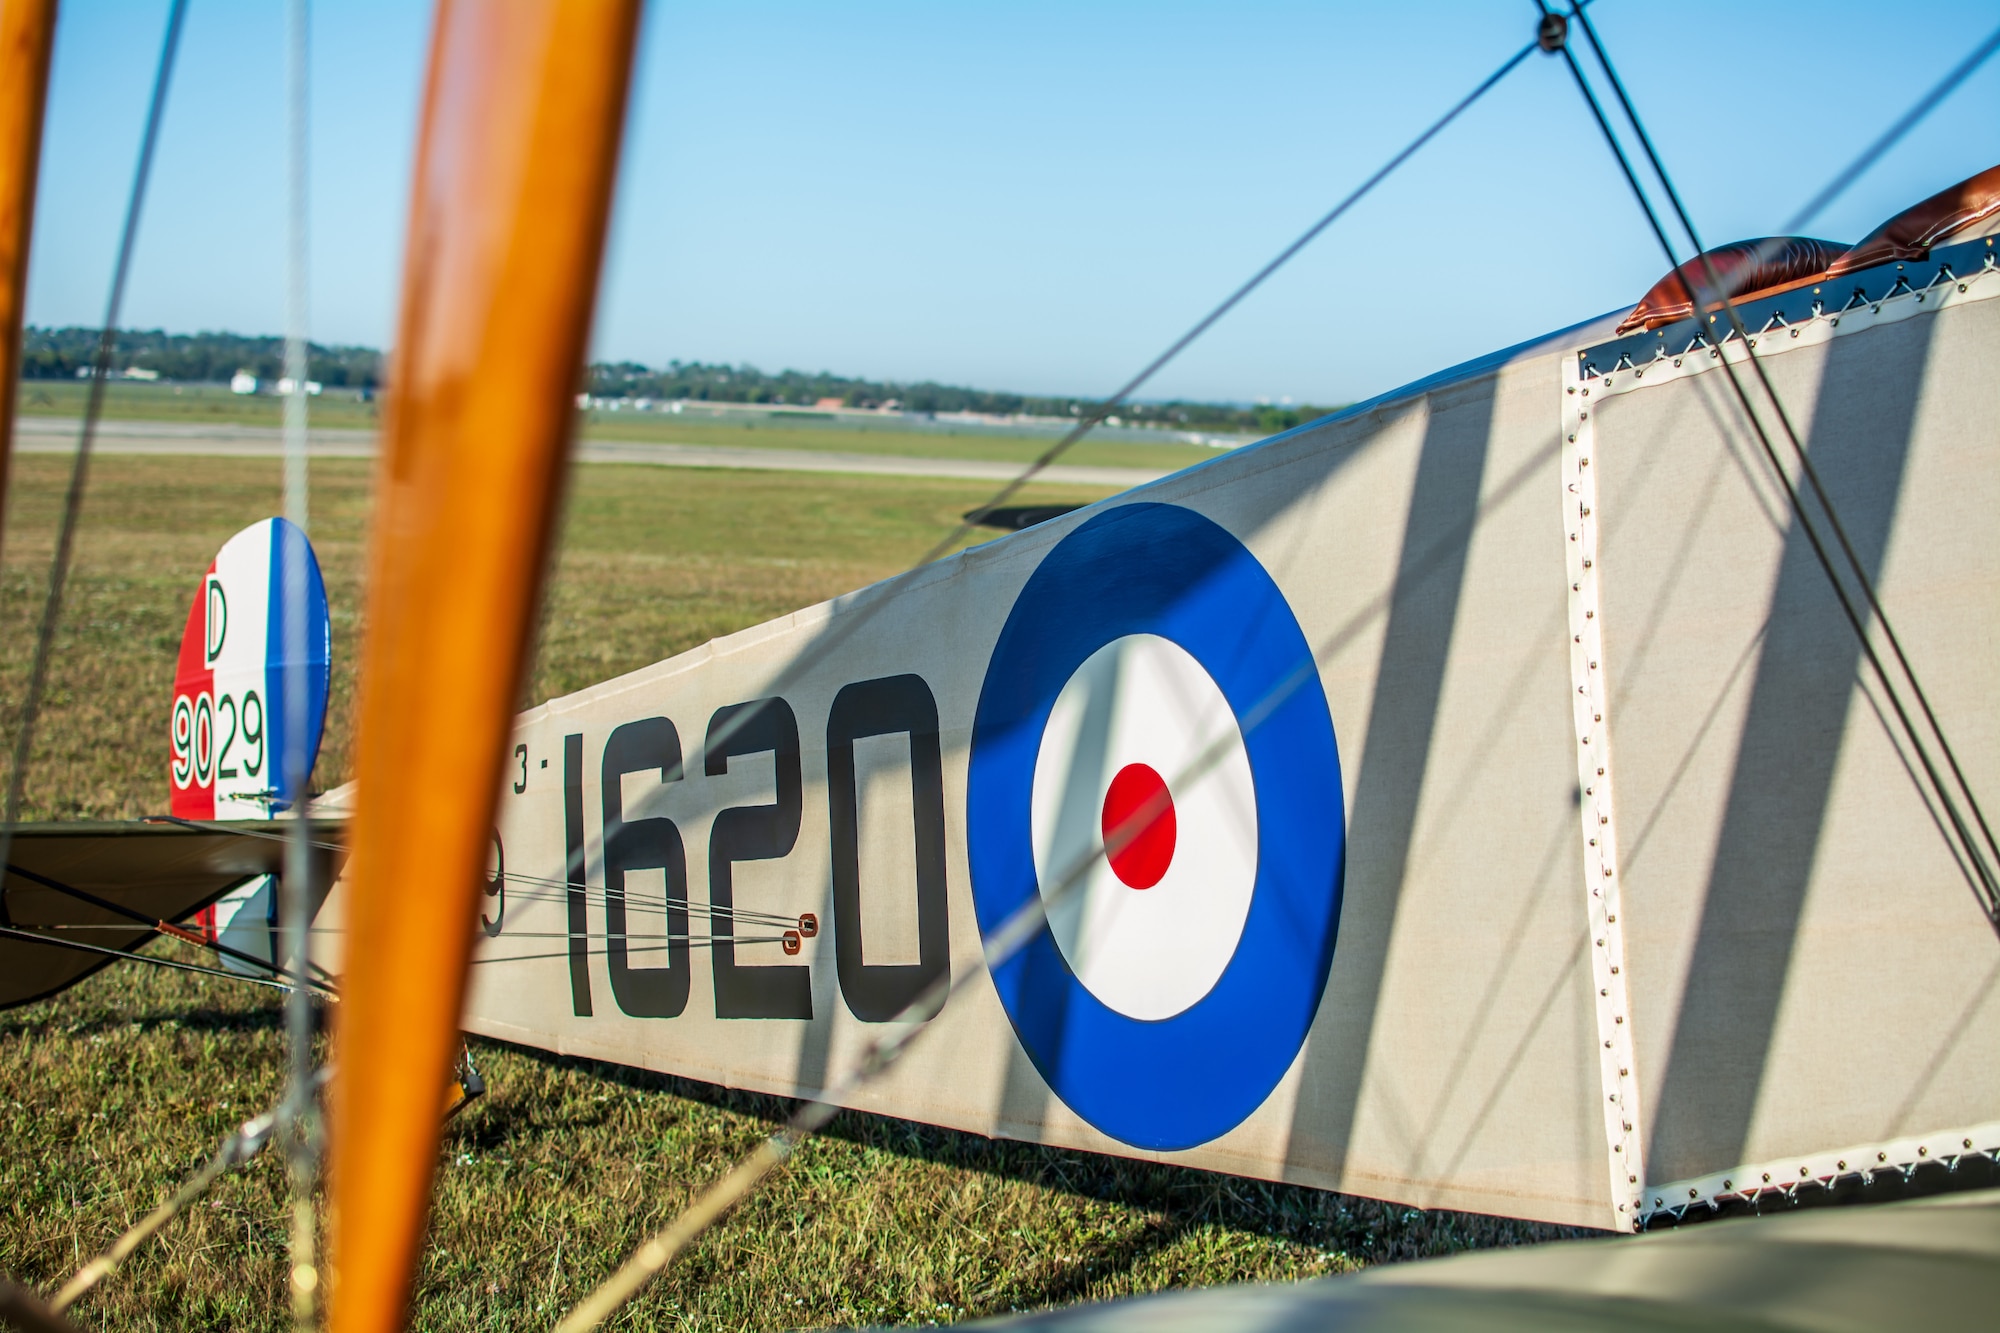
[0,0,59,529]
[328,2,642,1329]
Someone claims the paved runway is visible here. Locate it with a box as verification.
[12,416,1169,490]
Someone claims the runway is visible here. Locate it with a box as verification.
[11,416,1169,490]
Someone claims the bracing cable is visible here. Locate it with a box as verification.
[676,25,1543,872]
[49,1069,331,1315]
[0,923,321,998]
[279,1,321,1323]
[0,0,189,892]
[1778,21,2000,236]
[1545,1,2000,928]
[928,36,1540,565]
[556,20,2000,1322]
[4,860,310,981]
[551,37,1544,1330]
[555,622,1298,1332]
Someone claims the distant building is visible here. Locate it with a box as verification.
[275,377,323,396]
[230,372,259,395]
[814,396,845,410]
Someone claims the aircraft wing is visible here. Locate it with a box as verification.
[973,1185,2000,1331]
[0,819,345,1008]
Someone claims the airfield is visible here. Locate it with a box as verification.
[0,387,1570,1329]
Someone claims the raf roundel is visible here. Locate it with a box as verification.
[969,502,1345,1151]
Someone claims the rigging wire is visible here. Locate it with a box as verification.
[279,0,321,1323]
[50,1068,330,1315]
[483,869,809,926]
[1669,19,2000,280]
[552,37,1544,1330]
[3,859,308,980]
[1545,0,2000,927]
[639,26,1545,890]
[0,923,325,998]
[0,0,189,896]
[558,533,1336,1330]
[146,813,346,854]
[557,20,2000,1322]
[469,938,803,966]
[1778,21,2000,236]
[923,39,1538,565]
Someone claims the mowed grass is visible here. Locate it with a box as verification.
[14,379,385,431]
[15,380,1236,473]
[0,454,1576,1330]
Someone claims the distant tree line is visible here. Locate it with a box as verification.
[16,328,1344,433]
[586,360,1343,434]
[19,327,383,388]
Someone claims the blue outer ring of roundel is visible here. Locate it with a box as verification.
[967,502,1346,1151]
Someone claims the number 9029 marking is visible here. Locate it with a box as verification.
[171,688,266,790]
[171,694,195,788]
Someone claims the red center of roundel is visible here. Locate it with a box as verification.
[1101,763,1176,889]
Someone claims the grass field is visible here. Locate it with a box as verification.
[13,381,1236,474]
[0,453,1574,1330]
[13,380,385,431]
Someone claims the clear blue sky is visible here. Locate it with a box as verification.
[23,1,2000,405]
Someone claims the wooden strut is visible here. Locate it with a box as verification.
[0,0,58,534]
[325,3,643,1331]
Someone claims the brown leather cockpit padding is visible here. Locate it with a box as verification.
[1615,237,1851,335]
[1827,163,2000,275]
